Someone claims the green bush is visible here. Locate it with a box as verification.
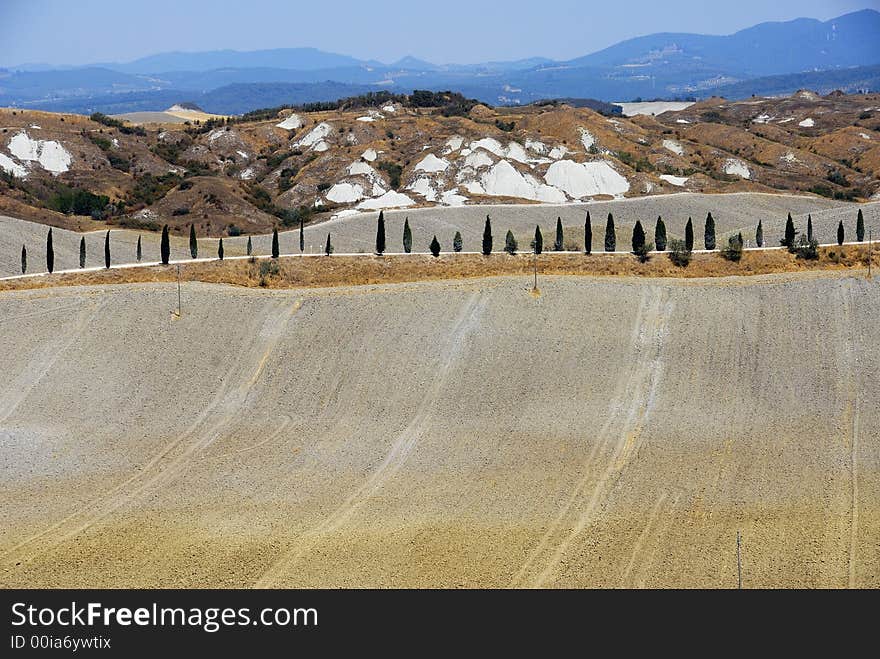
[128,173,181,206]
[668,239,691,267]
[720,234,744,262]
[49,187,110,216]
[258,259,280,286]
[791,234,819,260]
[377,161,402,189]
[265,150,294,169]
[107,153,130,171]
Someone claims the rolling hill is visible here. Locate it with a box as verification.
[1,91,878,241]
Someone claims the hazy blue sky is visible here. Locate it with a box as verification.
[0,0,873,67]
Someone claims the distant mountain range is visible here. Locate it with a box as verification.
[1,9,878,115]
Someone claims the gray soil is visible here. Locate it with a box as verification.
[0,273,877,588]
[3,193,877,277]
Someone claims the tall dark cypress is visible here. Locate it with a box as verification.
[604,213,615,252]
[79,236,86,268]
[46,228,54,273]
[325,233,333,256]
[837,220,845,246]
[136,235,142,262]
[246,236,252,256]
[403,217,412,253]
[704,212,716,250]
[781,213,796,248]
[685,218,694,252]
[299,217,305,253]
[189,224,198,259]
[218,238,224,260]
[632,220,646,254]
[756,220,764,247]
[104,230,111,269]
[21,244,27,275]
[807,214,813,242]
[376,210,386,255]
[161,225,170,264]
[482,216,493,255]
[430,235,441,257]
[584,211,592,254]
[554,217,563,251]
[271,227,279,258]
[654,216,667,252]
[533,225,543,254]
[856,209,865,242]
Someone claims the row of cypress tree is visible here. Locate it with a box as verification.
[16,209,870,274]
[368,212,710,256]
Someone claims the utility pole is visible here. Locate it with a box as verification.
[736,531,743,590]
[533,250,538,292]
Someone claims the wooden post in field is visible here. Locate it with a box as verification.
[736,531,743,590]
[177,264,182,316]
[533,251,538,292]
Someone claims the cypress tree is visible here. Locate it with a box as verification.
[271,227,279,258]
[632,220,646,254]
[654,216,667,252]
[189,224,198,259]
[704,212,716,250]
[46,228,54,273]
[104,230,111,269]
[453,231,463,253]
[553,217,563,251]
[430,235,441,257]
[838,220,845,246]
[79,236,86,268]
[21,244,27,274]
[685,218,694,252]
[807,214,813,242]
[756,220,764,247]
[246,236,252,256]
[218,238,224,260]
[504,230,517,255]
[781,213,797,248]
[136,235,142,262]
[403,217,412,253]
[161,225,170,264]
[325,233,333,255]
[299,217,305,253]
[533,225,543,254]
[376,210,386,255]
[604,213,616,252]
[584,211,592,254]
[856,209,865,242]
[482,215,493,255]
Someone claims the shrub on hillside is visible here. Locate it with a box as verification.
[668,239,691,267]
[377,161,402,189]
[791,234,819,260]
[721,233,744,262]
